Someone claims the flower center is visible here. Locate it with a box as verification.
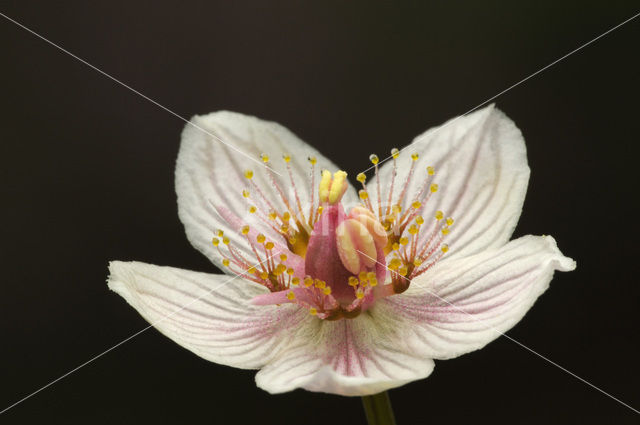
[213,149,455,320]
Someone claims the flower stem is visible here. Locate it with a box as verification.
[361,391,397,425]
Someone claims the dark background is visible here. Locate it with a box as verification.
[1,1,638,424]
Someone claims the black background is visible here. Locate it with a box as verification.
[1,1,639,424]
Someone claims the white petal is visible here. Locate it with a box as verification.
[370,105,529,259]
[107,261,306,369]
[175,111,358,269]
[255,306,435,396]
[383,235,575,360]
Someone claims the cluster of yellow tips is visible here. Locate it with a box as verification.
[240,152,328,257]
[348,271,378,300]
[353,147,455,293]
[211,226,297,293]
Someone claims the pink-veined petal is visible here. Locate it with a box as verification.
[255,305,435,396]
[175,111,358,270]
[383,235,575,360]
[107,261,305,368]
[369,105,529,260]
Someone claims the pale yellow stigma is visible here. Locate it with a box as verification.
[319,170,348,204]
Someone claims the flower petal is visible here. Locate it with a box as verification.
[384,235,575,360]
[175,111,358,269]
[107,261,305,368]
[370,105,529,259]
[255,306,435,396]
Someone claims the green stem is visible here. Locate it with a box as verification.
[361,391,397,425]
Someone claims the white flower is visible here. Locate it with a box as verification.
[107,105,575,396]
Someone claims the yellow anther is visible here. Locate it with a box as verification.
[216,230,224,237]
[356,289,364,299]
[288,237,297,245]
[259,271,269,280]
[265,241,275,250]
[319,170,332,202]
[241,225,250,235]
[283,153,291,163]
[415,216,424,225]
[361,280,368,287]
[442,227,450,235]
[441,244,449,253]
[435,211,444,220]
[286,291,295,300]
[275,264,287,274]
[322,287,332,295]
[359,190,369,200]
[391,148,400,159]
[247,267,256,274]
[314,280,326,289]
[327,170,348,204]
[244,170,253,179]
[388,258,401,270]
[303,276,314,287]
[408,225,419,235]
[256,234,266,244]
[222,237,230,245]
[446,217,454,226]
[427,166,435,175]
[348,276,359,287]
[369,154,379,165]
[242,190,250,198]
[399,237,409,245]
[260,153,270,163]
[392,204,402,214]
[392,242,400,251]
[411,153,419,161]
[356,173,367,183]
[212,237,219,246]
[412,201,421,209]
[369,277,378,287]
[398,266,408,276]
[286,268,294,276]
[281,224,289,232]
[359,271,368,282]
[430,183,439,193]
[413,258,423,266]
[282,211,291,221]
[308,156,317,165]
[248,206,257,214]
[280,254,288,262]
[291,277,300,286]
[222,258,230,267]
[309,307,318,315]
[268,211,277,220]
[367,272,376,281]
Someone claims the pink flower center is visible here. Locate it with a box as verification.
[213,151,455,320]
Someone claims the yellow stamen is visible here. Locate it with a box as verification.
[244,170,253,179]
